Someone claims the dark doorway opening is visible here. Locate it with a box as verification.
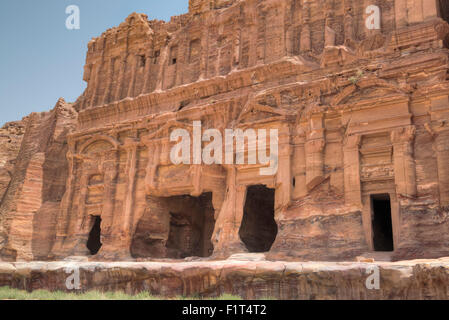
[239,185,278,253]
[86,216,102,255]
[165,193,215,258]
[131,193,215,259]
[371,194,394,252]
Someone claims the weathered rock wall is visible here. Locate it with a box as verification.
[3,0,449,263]
[48,0,449,262]
[0,120,27,204]
[0,258,448,299]
[0,121,27,252]
[77,0,441,112]
[0,99,77,261]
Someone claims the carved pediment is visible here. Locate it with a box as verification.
[237,103,289,125]
[332,79,408,107]
[79,135,120,155]
[321,45,357,68]
[143,120,193,142]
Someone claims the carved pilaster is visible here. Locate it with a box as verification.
[99,151,119,251]
[344,0,355,45]
[102,57,115,105]
[276,125,293,207]
[211,166,247,257]
[127,55,139,98]
[142,136,162,194]
[324,1,336,47]
[305,113,325,191]
[89,62,102,107]
[434,128,449,206]
[114,53,128,101]
[305,138,325,190]
[122,138,139,235]
[343,134,362,207]
[142,54,152,94]
[300,0,312,52]
[391,126,417,198]
[292,128,307,199]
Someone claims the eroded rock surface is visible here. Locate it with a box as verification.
[0,258,448,299]
[0,120,27,251]
[0,121,27,203]
[1,0,449,266]
[0,99,77,261]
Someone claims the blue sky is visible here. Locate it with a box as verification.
[0,0,188,125]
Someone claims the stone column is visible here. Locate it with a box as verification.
[127,55,139,98]
[142,54,152,94]
[343,135,362,207]
[155,46,169,92]
[199,17,209,78]
[305,113,325,191]
[276,125,292,208]
[423,0,438,20]
[300,0,312,53]
[292,131,307,199]
[395,0,408,28]
[305,138,325,190]
[122,138,139,237]
[406,0,424,24]
[344,0,355,45]
[89,62,102,107]
[71,162,93,256]
[324,1,336,47]
[391,126,417,198]
[192,166,203,197]
[102,57,115,105]
[211,167,247,257]
[435,129,449,206]
[97,150,119,257]
[114,53,127,101]
[142,138,161,194]
[247,4,258,67]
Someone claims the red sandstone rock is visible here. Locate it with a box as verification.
[1,0,449,265]
[0,121,26,203]
[0,99,77,261]
[0,120,27,250]
[0,258,448,299]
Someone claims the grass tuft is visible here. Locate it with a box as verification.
[0,287,244,300]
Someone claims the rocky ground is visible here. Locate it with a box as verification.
[0,255,448,300]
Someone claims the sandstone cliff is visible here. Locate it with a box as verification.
[0,99,77,261]
[0,120,27,253]
[0,120,27,204]
[3,0,449,264]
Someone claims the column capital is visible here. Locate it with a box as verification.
[391,126,416,144]
[122,137,140,150]
[427,121,449,138]
[343,134,361,149]
[305,138,325,153]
